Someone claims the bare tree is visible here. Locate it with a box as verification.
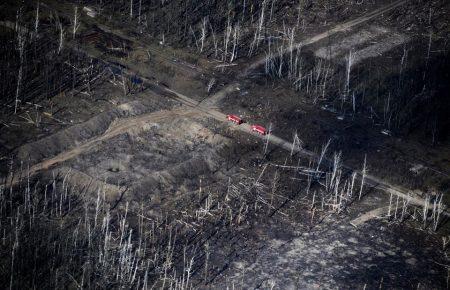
[230,24,240,62]
[263,123,272,156]
[270,0,276,21]
[72,6,80,39]
[358,155,367,200]
[209,23,218,58]
[223,17,231,62]
[207,78,216,93]
[138,0,142,23]
[296,0,303,27]
[200,17,207,53]
[129,0,133,19]
[58,20,64,54]
[15,31,25,114]
[34,1,39,35]
[242,0,247,22]
[345,49,354,96]
[249,0,267,56]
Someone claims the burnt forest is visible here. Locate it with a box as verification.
[0,0,449,289]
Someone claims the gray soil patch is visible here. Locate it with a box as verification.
[67,116,231,212]
[214,216,446,289]
[315,25,409,65]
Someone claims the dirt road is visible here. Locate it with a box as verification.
[202,0,406,107]
[6,109,195,185]
[8,0,441,213]
[244,0,407,75]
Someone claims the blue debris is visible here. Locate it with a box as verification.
[131,75,143,85]
[107,63,143,85]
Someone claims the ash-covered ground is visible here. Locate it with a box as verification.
[0,0,449,289]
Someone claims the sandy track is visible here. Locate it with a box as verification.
[6,109,195,186]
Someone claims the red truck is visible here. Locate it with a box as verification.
[227,114,244,125]
[251,125,267,135]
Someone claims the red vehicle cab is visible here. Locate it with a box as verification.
[227,114,244,125]
[251,125,267,135]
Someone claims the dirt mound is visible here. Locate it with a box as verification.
[129,154,221,208]
[15,97,176,164]
[40,166,124,203]
[66,116,229,211]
